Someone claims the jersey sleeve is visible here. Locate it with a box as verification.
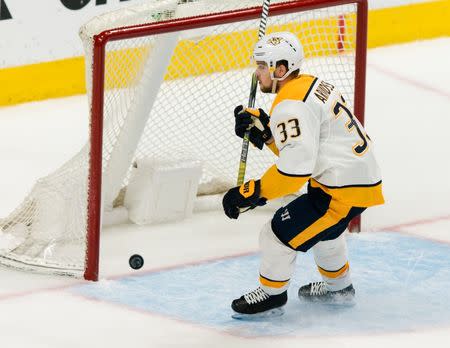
[270,99,320,176]
[260,164,309,200]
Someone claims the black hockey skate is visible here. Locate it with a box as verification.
[298,282,355,303]
[231,287,287,319]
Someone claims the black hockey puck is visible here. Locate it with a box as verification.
[129,254,144,270]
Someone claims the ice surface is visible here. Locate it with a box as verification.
[72,233,450,337]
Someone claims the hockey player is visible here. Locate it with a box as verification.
[222,32,384,318]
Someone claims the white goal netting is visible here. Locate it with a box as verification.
[0,0,361,278]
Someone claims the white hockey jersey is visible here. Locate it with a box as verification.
[259,74,384,207]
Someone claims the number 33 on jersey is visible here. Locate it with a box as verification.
[264,75,384,208]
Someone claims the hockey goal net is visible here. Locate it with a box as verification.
[0,0,367,280]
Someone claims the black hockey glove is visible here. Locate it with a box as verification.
[234,105,272,150]
[222,179,267,219]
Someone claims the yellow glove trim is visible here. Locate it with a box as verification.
[239,180,256,198]
[244,108,260,117]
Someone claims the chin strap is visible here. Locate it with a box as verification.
[271,79,278,93]
[271,68,297,92]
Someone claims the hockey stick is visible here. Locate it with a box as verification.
[236,0,271,186]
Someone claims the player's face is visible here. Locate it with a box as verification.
[255,62,273,93]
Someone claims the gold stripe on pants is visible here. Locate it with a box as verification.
[288,200,351,249]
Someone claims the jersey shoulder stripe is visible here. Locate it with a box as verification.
[270,74,318,114]
[302,76,318,102]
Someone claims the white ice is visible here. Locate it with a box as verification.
[0,38,450,347]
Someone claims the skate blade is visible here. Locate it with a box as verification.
[231,307,285,320]
[299,294,356,306]
[327,296,356,307]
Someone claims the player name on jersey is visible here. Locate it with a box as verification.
[314,80,334,104]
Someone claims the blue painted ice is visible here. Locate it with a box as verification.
[72,232,450,337]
